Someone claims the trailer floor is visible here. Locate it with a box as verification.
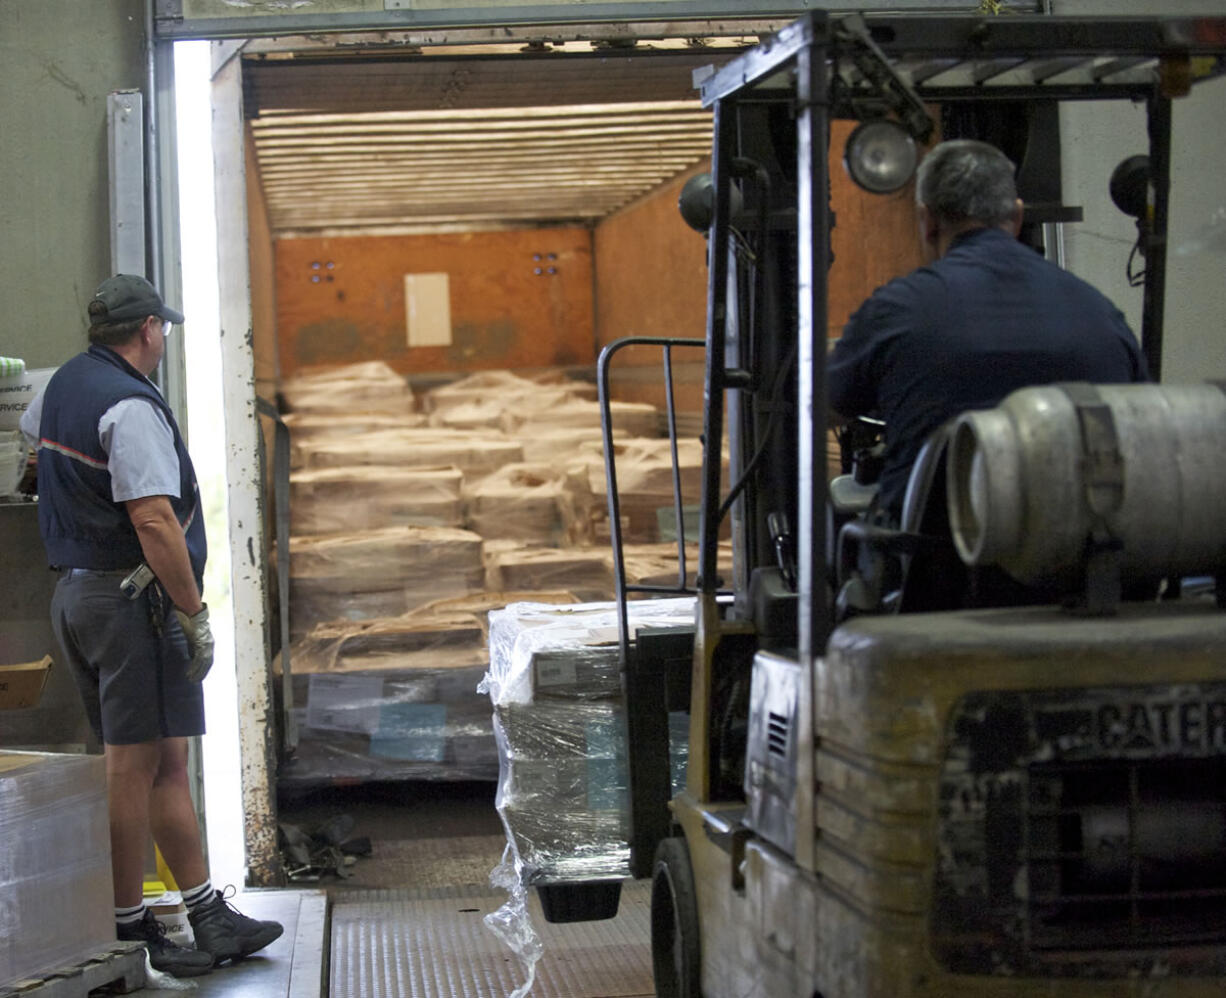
[200,782,655,998]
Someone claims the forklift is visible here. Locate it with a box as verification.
[581,11,1226,998]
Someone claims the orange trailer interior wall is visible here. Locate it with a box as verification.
[273,227,596,381]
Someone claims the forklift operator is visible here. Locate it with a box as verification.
[827,138,1149,522]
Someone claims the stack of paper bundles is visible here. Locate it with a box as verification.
[287,525,484,636]
[290,465,464,535]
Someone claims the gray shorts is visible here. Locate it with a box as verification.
[50,570,206,745]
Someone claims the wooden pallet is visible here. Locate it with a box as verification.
[0,942,146,998]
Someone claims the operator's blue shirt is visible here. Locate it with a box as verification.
[828,226,1148,517]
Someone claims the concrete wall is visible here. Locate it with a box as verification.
[1053,0,1226,382]
[0,0,146,369]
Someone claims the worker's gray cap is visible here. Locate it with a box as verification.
[91,274,185,325]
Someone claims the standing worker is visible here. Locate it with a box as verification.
[828,139,1149,521]
[19,275,282,977]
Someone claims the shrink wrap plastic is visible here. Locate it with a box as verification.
[506,398,660,439]
[581,437,729,542]
[281,360,415,414]
[484,544,613,599]
[290,465,464,535]
[287,525,484,634]
[283,412,428,468]
[281,664,499,787]
[466,462,597,546]
[0,752,114,987]
[433,401,505,431]
[483,598,695,706]
[481,600,693,986]
[298,428,523,479]
[518,426,611,464]
[281,594,580,787]
[425,370,590,418]
[622,541,735,589]
[584,435,730,498]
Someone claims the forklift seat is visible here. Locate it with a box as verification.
[833,422,1032,619]
[833,424,956,619]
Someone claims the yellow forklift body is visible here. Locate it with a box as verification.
[681,602,1226,997]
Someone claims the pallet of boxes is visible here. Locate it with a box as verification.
[277,362,696,788]
[0,750,147,995]
[481,598,694,924]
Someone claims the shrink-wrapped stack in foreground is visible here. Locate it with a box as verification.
[482,597,695,886]
[0,752,114,989]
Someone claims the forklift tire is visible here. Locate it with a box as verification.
[652,836,701,998]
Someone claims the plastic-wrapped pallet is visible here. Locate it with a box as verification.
[0,752,114,988]
[281,663,498,787]
[580,436,728,542]
[493,702,632,881]
[290,465,464,535]
[518,426,611,464]
[505,398,660,439]
[280,593,580,787]
[483,543,612,601]
[287,525,484,635]
[298,427,523,481]
[466,462,595,546]
[281,360,415,415]
[424,370,590,420]
[283,412,428,469]
[283,607,492,786]
[482,598,695,885]
[622,541,736,589]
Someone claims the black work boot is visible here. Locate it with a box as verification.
[188,888,284,964]
[117,909,214,977]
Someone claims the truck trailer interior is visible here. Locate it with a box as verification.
[4,2,1226,997]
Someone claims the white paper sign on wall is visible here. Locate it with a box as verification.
[404,272,452,347]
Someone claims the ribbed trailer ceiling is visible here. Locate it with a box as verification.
[244,50,736,236]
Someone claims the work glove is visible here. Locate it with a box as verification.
[173,603,215,682]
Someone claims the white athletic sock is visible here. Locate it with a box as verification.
[181,879,214,911]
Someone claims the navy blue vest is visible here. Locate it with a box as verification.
[36,345,206,582]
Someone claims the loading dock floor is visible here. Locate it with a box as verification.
[140,784,655,997]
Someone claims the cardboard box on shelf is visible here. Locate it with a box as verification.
[0,656,51,709]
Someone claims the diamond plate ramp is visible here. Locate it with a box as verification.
[330,880,654,998]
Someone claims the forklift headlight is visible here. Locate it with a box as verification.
[679,172,716,232]
[678,172,744,233]
[843,119,919,195]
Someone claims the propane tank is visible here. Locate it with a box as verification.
[946,383,1226,589]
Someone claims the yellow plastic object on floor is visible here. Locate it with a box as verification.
[157,846,179,890]
[142,846,179,897]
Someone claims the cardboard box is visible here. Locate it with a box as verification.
[0,656,51,709]
[146,891,195,946]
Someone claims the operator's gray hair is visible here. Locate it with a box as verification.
[915,139,1018,228]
